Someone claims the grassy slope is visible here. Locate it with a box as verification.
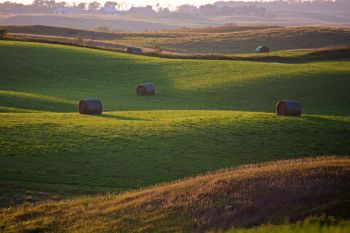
[160,26,350,54]
[1,40,350,114]
[1,157,349,232]
[4,25,350,54]
[0,41,350,207]
[111,26,350,54]
[220,216,350,233]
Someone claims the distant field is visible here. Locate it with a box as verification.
[3,25,350,54]
[0,41,349,208]
[1,157,349,232]
[3,24,279,39]
[1,8,350,32]
[0,14,209,32]
[159,26,350,53]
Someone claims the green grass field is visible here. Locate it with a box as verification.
[0,40,350,208]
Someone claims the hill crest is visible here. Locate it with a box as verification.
[1,156,349,233]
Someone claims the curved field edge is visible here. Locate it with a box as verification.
[4,33,350,63]
[1,156,349,233]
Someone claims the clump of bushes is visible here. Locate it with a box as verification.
[0,28,7,39]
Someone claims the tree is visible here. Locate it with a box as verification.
[117,2,127,11]
[199,4,219,15]
[77,2,86,10]
[155,2,161,12]
[32,0,45,7]
[46,0,56,8]
[88,1,100,11]
[104,1,118,8]
[176,4,198,14]
[55,1,67,8]
[159,7,170,14]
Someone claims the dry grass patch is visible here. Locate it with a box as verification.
[1,156,349,233]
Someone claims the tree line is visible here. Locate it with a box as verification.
[0,0,348,17]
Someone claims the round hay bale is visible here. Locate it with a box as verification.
[136,83,155,96]
[276,100,302,117]
[256,46,270,53]
[127,47,142,54]
[79,99,103,115]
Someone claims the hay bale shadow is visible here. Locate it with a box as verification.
[98,114,150,121]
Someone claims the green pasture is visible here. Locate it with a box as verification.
[0,41,349,206]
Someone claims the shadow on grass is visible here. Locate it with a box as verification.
[150,47,350,64]
[190,68,350,116]
[0,94,76,112]
[2,42,349,115]
[98,114,149,121]
[303,115,350,125]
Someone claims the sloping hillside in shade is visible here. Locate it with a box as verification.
[3,25,350,54]
[0,157,349,233]
[160,26,350,54]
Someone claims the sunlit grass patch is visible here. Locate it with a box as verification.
[0,41,349,209]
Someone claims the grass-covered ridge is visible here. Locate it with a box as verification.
[1,110,349,205]
[4,25,350,54]
[1,41,350,114]
[1,157,349,233]
[0,40,349,207]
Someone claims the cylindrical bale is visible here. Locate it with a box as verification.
[256,46,270,53]
[136,83,155,96]
[127,47,142,54]
[79,99,103,115]
[276,100,302,117]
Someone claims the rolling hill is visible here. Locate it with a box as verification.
[0,40,349,211]
[1,157,349,232]
[3,25,350,54]
[153,26,350,54]
[0,14,198,32]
